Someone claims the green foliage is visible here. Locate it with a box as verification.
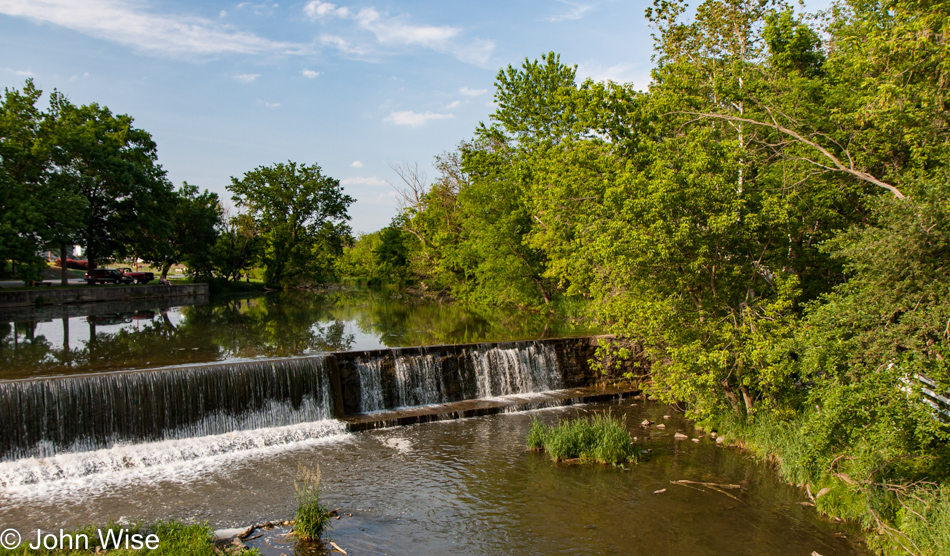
[528,414,637,465]
[228,161,354,288]
[395,0,950,550]
[294,464,332,541]
[0,520,247,556]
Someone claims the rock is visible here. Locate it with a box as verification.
[674,432,688,440]
[656,423,666,430]
[710,432,718,439]
[663,415,671,420]
[691,438,700,443]
[641,419,653,427]
[213,528,247,541]
[348,513,353,517]
[231,538,247,550]
[716,436,725,444]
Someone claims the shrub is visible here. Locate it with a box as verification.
[293,464,332,540]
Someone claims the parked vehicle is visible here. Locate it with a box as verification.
[83,269,134,285]
[117,267,154,284]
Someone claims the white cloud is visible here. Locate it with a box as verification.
[384,110,454,127]
[219,10,226,17]
[355,7,458,47]
[304,3,493,65]
[303,1,348,19]
[234,73,260,82]
[445,100,460,109]
[459,86,487,96]
[259,100,280,108]
[341,176,388,186]
[320,34,372,56]
[546,1,594,22]
[301,69,320,78]
[350,160,364,168]
[68,71,90,81]
[0,0,305,57]
[4,67,35,76]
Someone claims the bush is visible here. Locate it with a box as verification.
[293,464,332,540]
[527,414,637,465]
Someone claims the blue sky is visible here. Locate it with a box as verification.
[0,0,830,234]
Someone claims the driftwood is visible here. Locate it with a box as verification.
[330,540,348,554]
[670,480,743,501]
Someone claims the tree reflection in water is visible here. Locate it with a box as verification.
[0,289,598,379]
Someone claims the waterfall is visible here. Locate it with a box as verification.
[471,342,562,398]
[354,355,385,413]
[347,341,564,413]
[0,356,335,462]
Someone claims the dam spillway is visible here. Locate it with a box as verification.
[0,337,606,463]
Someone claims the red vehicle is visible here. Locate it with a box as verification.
[117,268,154,284]
[84,269,134,285]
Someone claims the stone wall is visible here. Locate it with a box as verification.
[0,284,209,309]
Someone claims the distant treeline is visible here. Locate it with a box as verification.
[343,1,950,553]
[0,82,353,286]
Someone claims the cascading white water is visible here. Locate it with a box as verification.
[471,342,561,398]
[352,341,563,412]
[393,353,445,407]
[355,356,385,412]
[0,356,336,461]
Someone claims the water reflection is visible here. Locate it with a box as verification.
[0,289,597,380]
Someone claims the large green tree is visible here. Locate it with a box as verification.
[228,161,354,287]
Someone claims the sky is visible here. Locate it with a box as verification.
[0,0,831,234]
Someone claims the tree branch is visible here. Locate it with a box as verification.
[678,111,906,199]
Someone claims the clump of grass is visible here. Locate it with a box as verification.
[526,414,637,465]
[293,463,332,541]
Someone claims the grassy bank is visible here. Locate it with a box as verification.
[706,412,950,555]
[0,521,258,556]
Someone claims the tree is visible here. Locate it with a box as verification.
[0,80,87,284]
[47,94,173,271]
[138,182,222,280]
[228,161,354,287]
[213,212,262,282]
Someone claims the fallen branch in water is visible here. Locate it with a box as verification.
[670,480,743,501]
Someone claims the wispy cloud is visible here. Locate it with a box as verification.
[69,71,90,81]
[341,176,387,186]
[304,3,494,66]
[0,0,305,57]
[546,0,594,22]
[259,100,280,108]
[384,110,453,127]
[234,73,260,82]
[445,100,461,109]
[459,86,487,96]
[4,67,35,77]
[350,160,364,168]
[304,1,349,19]
[301,69,320,78]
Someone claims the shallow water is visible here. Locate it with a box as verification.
[0,289,597,379]
[0,401,868,555]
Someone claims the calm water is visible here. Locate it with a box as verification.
[0,289,597,379]
[0,401,867,555]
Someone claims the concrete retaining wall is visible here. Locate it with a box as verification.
[0,284,209,309]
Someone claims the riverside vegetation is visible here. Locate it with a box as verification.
[0,521,257,556]
[527,414,637,465]
[339,1,950,553]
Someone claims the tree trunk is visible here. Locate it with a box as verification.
[60,243,69,286]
